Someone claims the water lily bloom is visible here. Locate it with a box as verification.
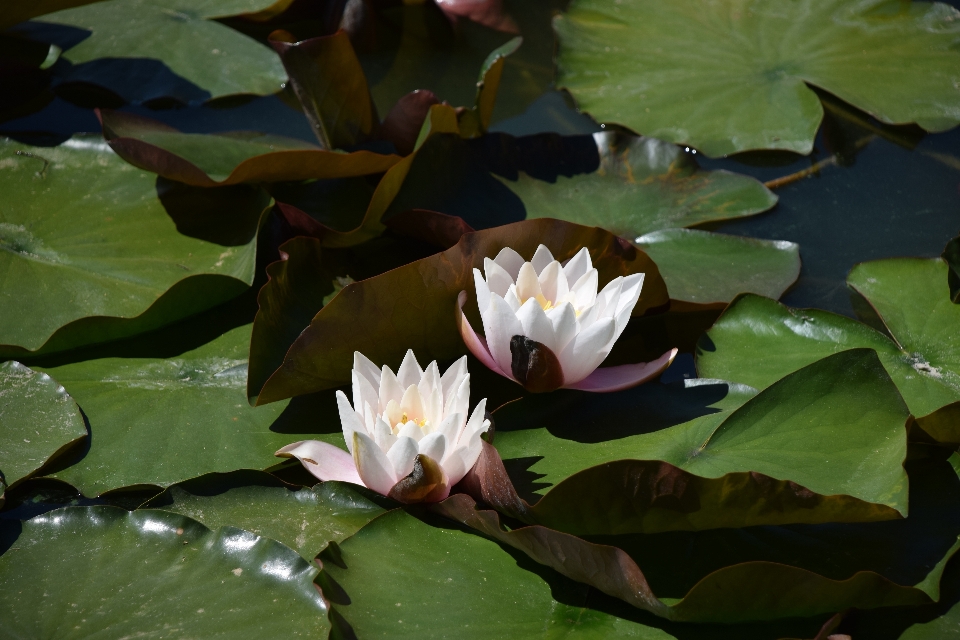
[277,350,489,503]
[458,244,677,393]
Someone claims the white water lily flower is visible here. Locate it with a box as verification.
[458,244,677,393]
[277,350,489,503]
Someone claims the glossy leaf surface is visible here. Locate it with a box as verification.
[16,0,287,104]
[556,0,960,156]
[254,218,669,403]
[0,136,256,356]
[506,132,777,236]
[148,473,385,560]
[0,506,329,638]
[0,362,86,489]
[635,229,800,305]
[42,325,325,495]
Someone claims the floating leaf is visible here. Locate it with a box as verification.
[253,218,669,403]
[0,362,86,489]
[555,0,960,156]
[146,472,385,560]
[14,0,288,104]
[698,259,960,441]
[268,29,379,150]
[0,136,258,357]
[505,132,777,235]
[323,508,678,638]
[457,36,523,136]
[0,506,330,638]
[493,349,910,533]
[635,229,800,306]
[41,325,331,496]
[99,110,399,187]
[438,462,960,624]
[945,235,960,303]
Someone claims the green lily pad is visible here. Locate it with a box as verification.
[323,508,677,639]
[15,0,287,104]
[635,229,800,305]
[253,218,669,403]
[0,362,86,489]
[0,135,258,357]
[555,0,960,156]
[697,258,960,440]
[506,132,777,235]
[100,110,400,187]
[0,506,330,638]
[41,325,331,496]
[494,349,910,533]
[146,472,385,560]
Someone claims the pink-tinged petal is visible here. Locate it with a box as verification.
[481,259,513,298]
[557,318,616,384]
[418,432,447,464]
[492,247,525,279]
[352,431,397,496]
[457,292,510,378]
[353,351,381,390]
[549,302,579,354]
[562,247,591,284]
[276,440,363,486]
[515,262,543,304]
[336,391,364,454]
[516,298,555,349]
[473,267,492,312]
[530,244,555,275]
[386,436,419,479]
[565,349,678,392]
[485,293,525,376]
[400,384,425,422]
[396,349,423,389]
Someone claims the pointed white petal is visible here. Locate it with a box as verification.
[353,351,381,389]
[396,350,423,389]
[492,247,525,279]
[571,268,599,309]
[561,247,591,284]
[397,421,424,442]
[436,412,462,446]
[483,294,524,380]
[537,261,562,303]
[515,262,543,305]
[482,259,515,298]
[550,303,579,354]
[336,391,364,455]
[473,267,492,311]
[440,355,468,400]
[460,398,488,445]
[457,297,509,379]
[386,436,419,480]
[352,370,378,422]
[400,384,425,423]
[530,244,555,275]
[352,431,397,496]
[379,365,403,413]
[418,432,447,465]
[516,298,556,350]
[558,317,616,384]
[374,416,397,450]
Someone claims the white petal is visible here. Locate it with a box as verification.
[561,247,592,284]
[516,298,556,350]
[503,285,522,311]
[275,440,363,486]
[482,259,515,298]
[418,361,443,426]
[353,351,381,389]
[444,435,484,487]
[530,244,555,275]
[374,416,396,451]
[615,273,645,317]
[440,356,467,401]
[558,317,616,384]
[550,303,579,354]
[482,293,524,379]
[386,436,419,479]
[537,260,563,303]
[571,268,599,309]
[459,398,488,445]
[351,370,378,422]
[397,421,424,442]
[436,412,462,446]
[446,375,470,425]
[400,384,425,423]
[473,267,492,311]
[418,432,447,464]
[379,365,403,414]
[396,349,423,389]
[352,431,397,496]
[336,391,364,455]
[492,247,525,279]
[515,262,543,304]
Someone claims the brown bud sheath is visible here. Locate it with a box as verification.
[509,335,564,393]
[388,454,446,504]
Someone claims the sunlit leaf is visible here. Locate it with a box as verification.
[0,362,86,490]
[146,472,385,560]
[697,259,960,441]
[0,506,330,638]
[99,109,399,187]
[253,218,669,403]
[13,0,288,104]
[0,136,259,357]
[635,229,799,306]
[41,325,333,496]
[555,0,960,156]
[506,132,777,235]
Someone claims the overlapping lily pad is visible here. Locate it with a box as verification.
[99,110,399,187]
[0,362,86,489]
[505,131,778,234]
[492,349,910,533]
[14,0,288,104]
[252,218,669,403]
[697,258,960,440]
[635,229,800,306]
[323,508,677,638]
[41,325,331,496]
[0,506,330,638]
[146,472,385,560]
[0,136,258,357]
[555,0,960,156]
